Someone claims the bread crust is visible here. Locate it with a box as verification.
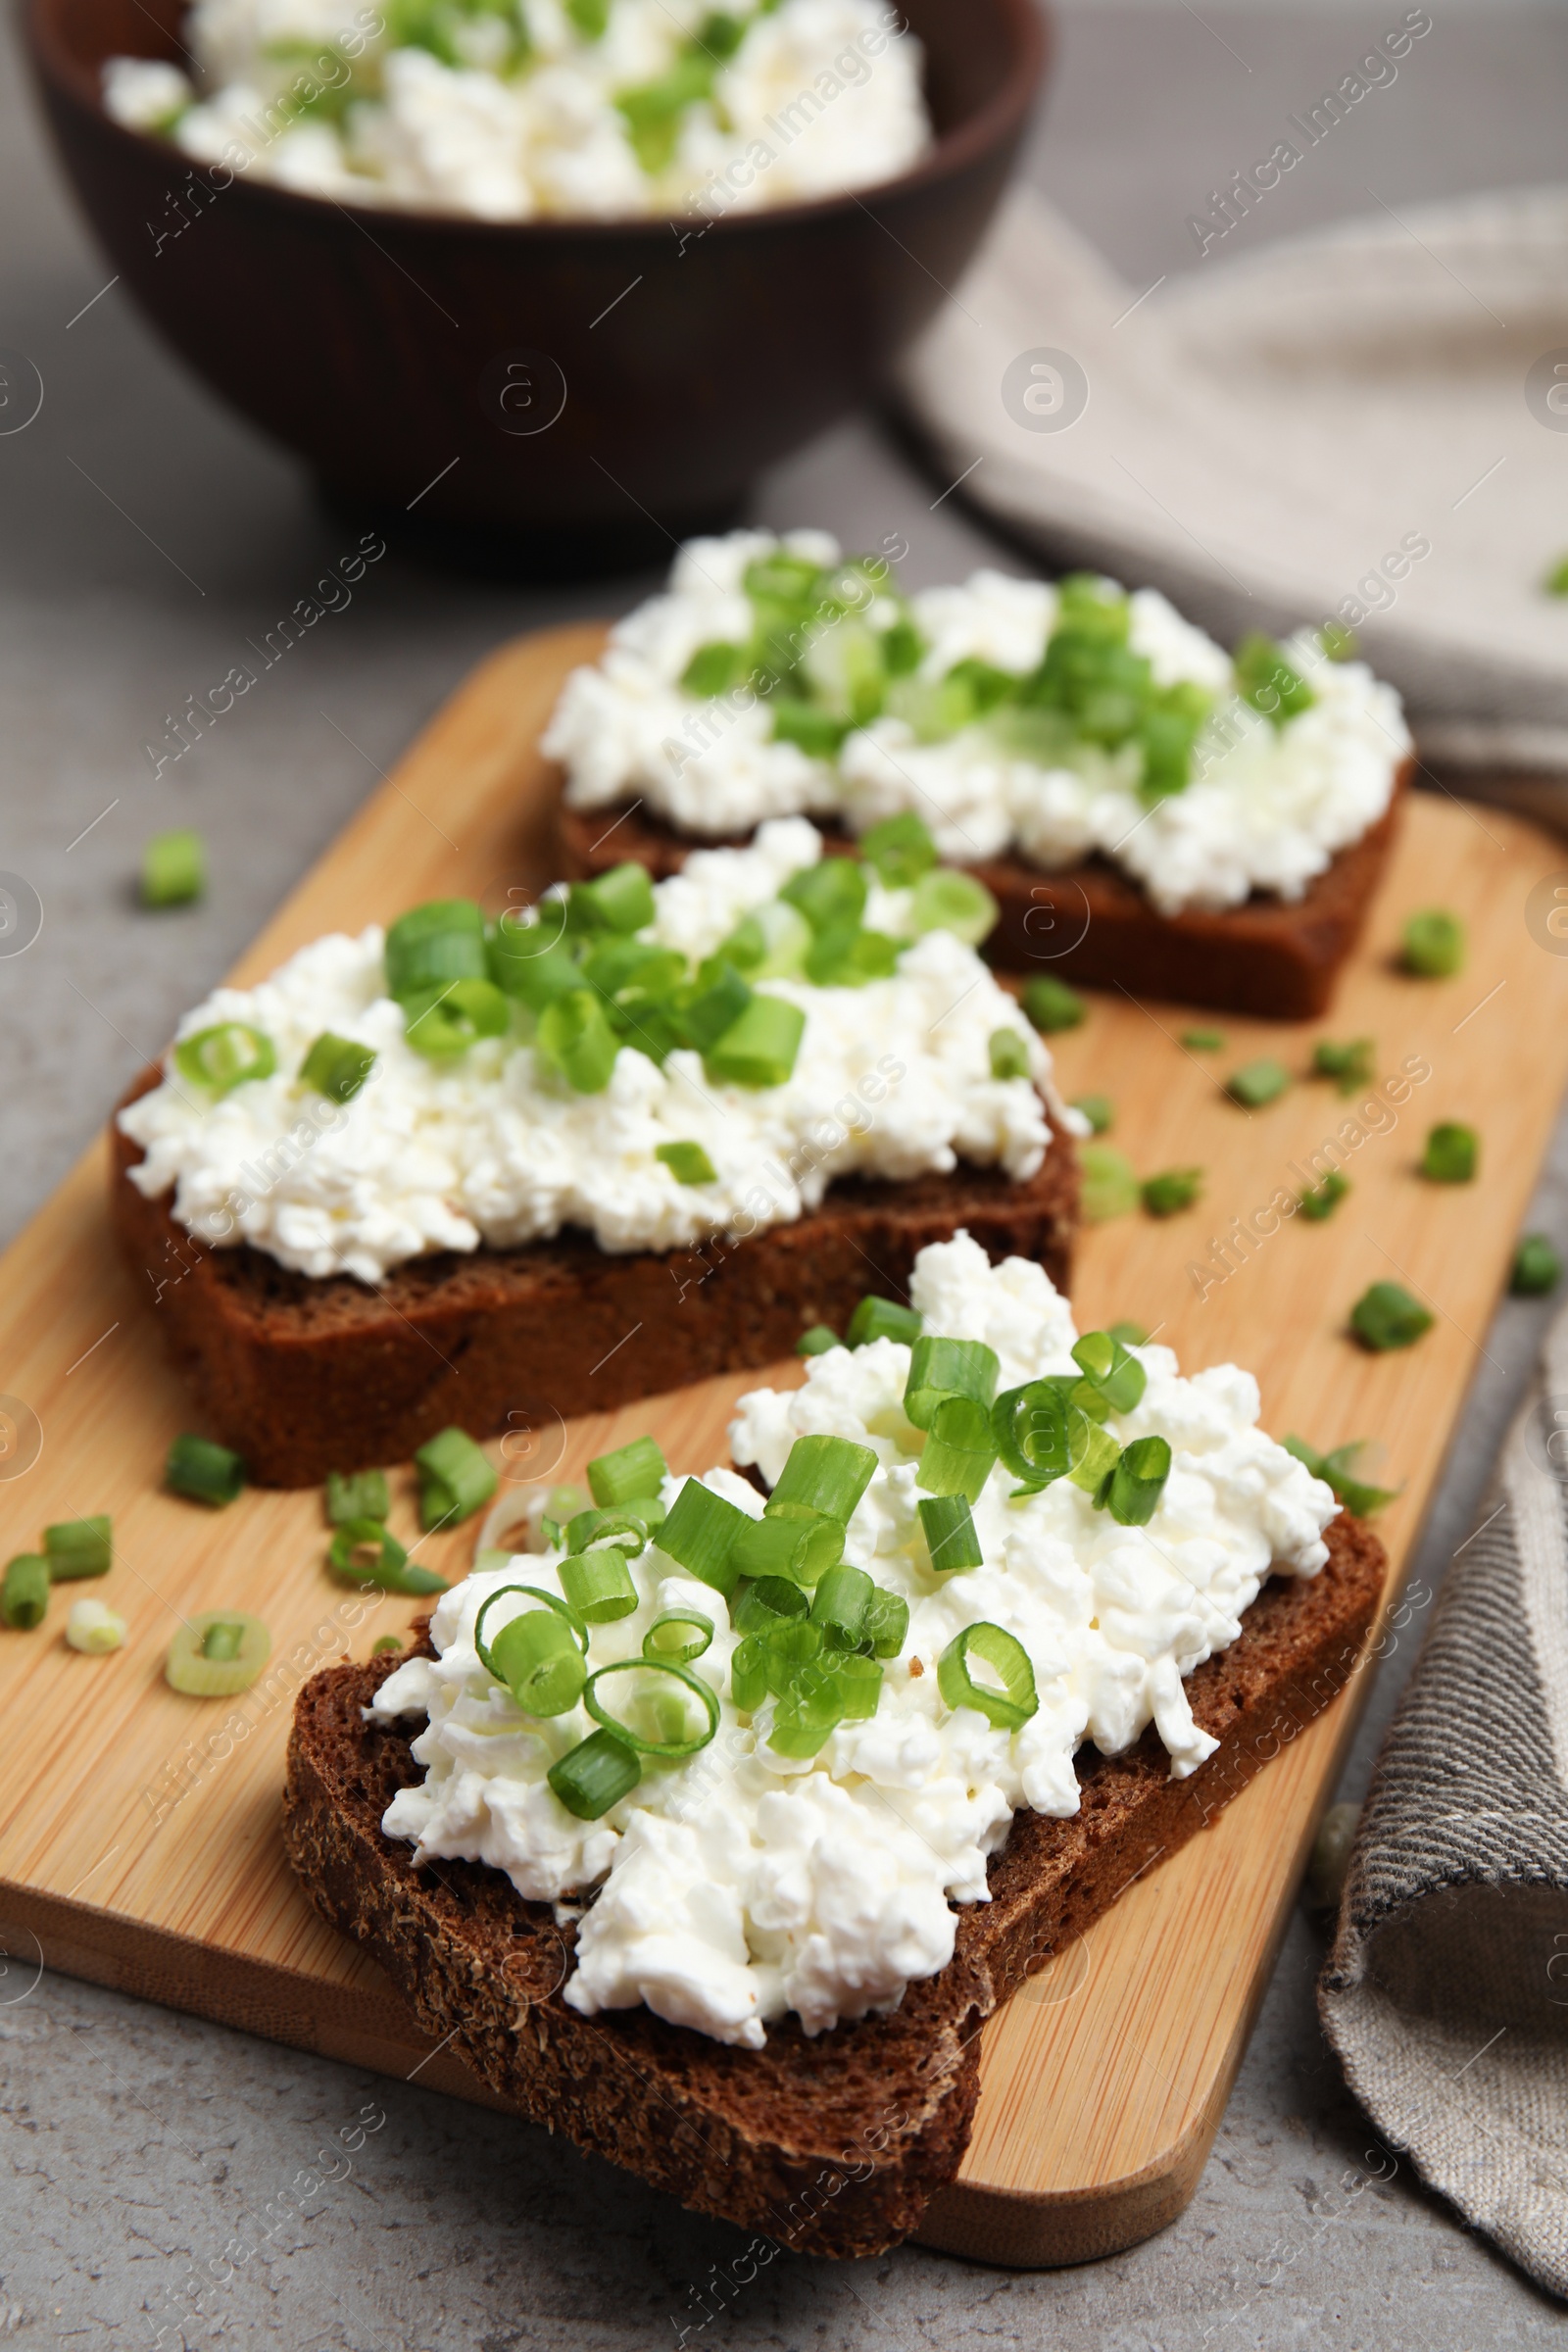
[111,1075,1077,1488]
[555,760,1411,1020]
[282,1512,1386,2256]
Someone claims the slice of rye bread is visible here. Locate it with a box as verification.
[282,1510,1386,2258]
[555,760,1411,1021]
[111,1071,1077,1489]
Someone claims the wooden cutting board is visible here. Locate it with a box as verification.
[3,625,1566,2268]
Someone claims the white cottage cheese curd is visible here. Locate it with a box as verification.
[118,822,1054,1284]
[370,1235,1338,2046]
[548,530,1411,914]
[104,0,930,220]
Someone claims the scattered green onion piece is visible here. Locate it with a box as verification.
[584,1658,719,1756]
[372,1634,404,1655]
[731,1576,809,1635]
[1285,1436,1399,1520]
[403,977,509,1060]
[861,1586,909,1658]
[1071,1330,1147,1416]
[858,810,937,887]
[804,923,902,990]
[567,862,656,937]
[917,1396,999,1503]
[680,961,753,1054]
[656,1477,750,1598]
[1072,1094,1113,1134]
[299,1032,376,1104]
[992,1381,1072,1489]
[66,1597,125,1653]
[643,1608,714,1664]
[1350,1282,1434,1352]
[43,1514,112,1580]
[829,1651,884,1720]
[141,827,206,907]
[733,1512,843,1587]
[766,1690,845,1760]
[918,1493,983,1574]
[487,917,581,1008]
[907,868,998,948]
[1234,634,1315,728]
[809,1564,871,1646]
[1142,1168,1203,1217]
[535,988,619,1092]
[730,1634,769,1711]
[560,1544,640,1624]
[1080,1144,1139,1223]
[797,1323,840,1356]
[1102,1435,1171,1526]
[384,900,487,1000]
[769,699,849,759]
[325,1469,389,1526]
[1298,1170,1349,1221]
[1511,1235,1561,1297]
[1226,1058,1291,1109]
[486,1603,585,1715]
[1067,1419,1121,1495]
[548,1728,641,1820]
[681,639,745,696]
[845,1296,922,1349]
[326,1518,445,1595]
[938,1622,1038,1732]
[2,1554,49,1630]
[1181,1027,1224,1052]
[473,1586,590,1684]
[1421,1122,1478,1184]
[1311,1037,1375,1098]
[780,858,867,936]
[165,1610,270,1696]
[564,1506,646,1556]
[762,1619,824,1695]
[587,1434,667,1509]
[173,1022,275,1098]
[1106,1319,1148,1347]
[704,995,806,1090]
[767,1433,879,1524]
[904,1337,1000,1431]
[656,1140,717,1186]
[414,1426,498,1531]
[166,1432,246,1507]
[989,1027,1032,1082]
[1401,907,1465,978]
[1021,975,1086,1035]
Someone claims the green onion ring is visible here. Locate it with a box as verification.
[473,1585,589,1682]
[937,1621,1039,1732]
[582,1658,720,1757]
[643,1609,714,1664]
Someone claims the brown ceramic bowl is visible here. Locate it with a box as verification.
[26,0,1048,570]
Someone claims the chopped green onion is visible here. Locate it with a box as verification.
[768,1433,879,1524]
[173,1023,275,1098]
[858,810,937,887]
[487,918,581,1007]
[1101,1435,1171,1526]
[938,1622,1038,1731]
[1285,1436,1399,1520]
[166,1610,270,1695]
[705,995,806,1089]
[907,867,999,947]
[1071,1331,1146,1416]
[567,862,656,937]
[918,1493,983,1573]
[141,828,206,907]
[992,1381,1072,1488]
[560,1544,640,1624]
[326,1517,445,1595]
[1106,1320,1148,1347]
[917,1396,999,1503]
[831,1651,884,1719]
[474,1585,588,1683]
[797,1323,840,1356]
[904,1337,1000,1430]
[733,1512,844,1587]
[1226,1058,1291,1109]
[534,988,618,1092]
[1401,908,1465,978]
[861,1586,909,1658]
[1511,1235,1560,1297]
[1080,1144,1139,1223]
[479,1595,586,1715]
[1142,1168,1203,1217]
[403,977,510,1059]
[372,1634,404,1655]
[1071,1094,1113,1134]
[780,858,867,936]
[66,1597,125,1653]
[1021,975,1086,1035]
[43,1515,112,1580]
[584,1658,719,1756]
[804,924,901,989]
[1298,1169,1349,1221]
[656,1140,717,1186]
[384,900,487,1000]
[766,1682,846,1759]
[1182,1028,1225,1052]
[1421,1122,1478,1184]
[548,1728,640,1820]
[414,1426,497,1530]
[1350,1282,1433,1352]
[1234,634,1314,728]
[1311,1037,1374,1097]
[643,1608,714,1664]
[565,1505,648,1555]
[656,1477,750,1597]
[325,1468,389,1526]
[681,640,746,696]
[770,700,849,760]
[2,1553,49,1629]
[846,1295,922,1349]
[300,1032,376,1104]
[587,1435,666,1509]
[680,960,753,1054]
[166,1432,246,1507]
[731,1576,809,1635]
[729,1631,768,1712]
[809,1564,872,1645]
[1067,1418,1120,1495]
[989,1027,1032,1081]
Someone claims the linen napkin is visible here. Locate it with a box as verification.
[1318,1298,1568,2300]
[898,182,1568,802]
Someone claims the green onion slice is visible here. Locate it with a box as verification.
[733,1511,843,1587]
[487,917,578,1007]
[1021,975,1086,1035]
[403,977,510,1060]
[809,1564,871,1647]
[768,1433,879,1524]
[731,1576,809,1635]
[1511,1235,1560,1298]
[861,1586,909,1658]
[414,1427,498,1531]
[142,827,205,907]
[763,1618,825,1697]
[704,995,806,1090]
[656,1478,750,1597]
[1421,1122,1478,1184]
[472,1591,586,1716]
[938,1621,1038,1731]
[919,1494,984,1573]
[797,1323,840,1357]
[560,1544,640,1624]
[548,1728,641,1820]
[325,1468,390,1526]
[587,1435,667,1509]
[583,1658,719,1757]
[989,1027,1031,1082]
[917,1396,999,1503]
[656,1140,717,1186]
[1,1553,49,1630]
[567,862,656,937]
[166,1610,270,1696]
[300,1032,376,1104]
[992,1382,1072,1489]
[780,858,867,936]
[643,1608,714,1664]
[1101,1436,1171,1526]
[858,810,937,887]
[564,1505,648,1556]
[166,1432,246,1507]
[1068,1419,1121,1495]
[1401,907,1465,978]
[173,1023,275,1098]
[904,1337,1000,1431]
[845,1295,923,1349]
[536,986,620,1093]
[908,868,999,947]
[474,1584,589,1673]
[43,1514,112,1580]
[731,1634,769,1712]
[1071,1331,1147,1417]
[384,899,487,1001]
[1350,1282,1434,1352]
[326,1517,446,1595]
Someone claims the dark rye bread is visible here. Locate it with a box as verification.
[112,1071,1077,1489]
[282,1512,1386,2257]
[556,760,1411,1020]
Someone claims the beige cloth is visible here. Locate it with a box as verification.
[899,184,1568,797]
[1318,1299,1568,2301]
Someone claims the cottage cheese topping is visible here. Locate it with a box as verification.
[104,0,929,221]
[547,530,1410,915]
[118,821,1053,1284]
[371,1236,1337,2046]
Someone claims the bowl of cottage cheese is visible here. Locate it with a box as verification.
[26,0,1048,565]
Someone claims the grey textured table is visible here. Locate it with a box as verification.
[5,5,1568,2343]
